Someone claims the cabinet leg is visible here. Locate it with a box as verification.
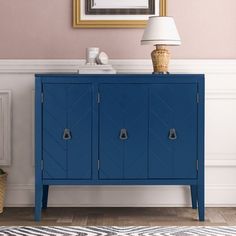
[190,185,197,209]
[35,183,42,221]
[197,184,205,221]
[42,185,49,209]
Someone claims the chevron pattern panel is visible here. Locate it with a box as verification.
[149,84,198,179]
[99,85,148,179]
[67,84,92,179]
[43,84,92,179]
[43,84,67,179]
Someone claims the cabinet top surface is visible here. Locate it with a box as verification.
[36,74,204,84]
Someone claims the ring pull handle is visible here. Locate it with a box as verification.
[169,128,177,140]
[119,128,128,140]
[63,128,72,140]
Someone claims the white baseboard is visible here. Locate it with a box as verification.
[5,184,236,207]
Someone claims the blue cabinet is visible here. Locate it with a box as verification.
[35,74,205,222]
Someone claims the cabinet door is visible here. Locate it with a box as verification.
[149,84,198,179]
[43,83,92,179]
[99,84,148,179]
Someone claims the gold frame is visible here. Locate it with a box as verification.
[73,0,167,28]
[160,0,167,16]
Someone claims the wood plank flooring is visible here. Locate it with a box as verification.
[0,207,236,226]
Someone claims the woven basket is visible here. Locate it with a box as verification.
[0,173,7,213]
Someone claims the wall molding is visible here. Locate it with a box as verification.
[31,90,35,166]
[0,90,12,166]
[206,159,236,167]
[206,90,236,100]
[1,59,236,98]
[0,59,236,74]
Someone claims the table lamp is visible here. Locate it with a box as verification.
[141,16,181,74]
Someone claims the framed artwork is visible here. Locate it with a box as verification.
[73,0,161,28]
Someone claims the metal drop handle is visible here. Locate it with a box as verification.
[63,128,72,140]
[169,128,177,140]
[119,128,128,140]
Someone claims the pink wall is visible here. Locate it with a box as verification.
[0,0,235,59]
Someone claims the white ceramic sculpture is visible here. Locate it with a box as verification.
[96,52,109,65]
[86,47,100,65]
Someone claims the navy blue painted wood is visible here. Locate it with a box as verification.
[149,84,197,179]
[197,77,205,221]
[190,185,197,209]
[43,84,67,179]
[43,179,198,185]
[35,77,43,221]
[35,74,205,222]
[67,84,93,179]
[43,83,92,180]
[99,84,148,179]
[42,185,49,209]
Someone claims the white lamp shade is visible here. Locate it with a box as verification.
[141,16,181,46]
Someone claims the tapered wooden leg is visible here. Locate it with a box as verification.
[190,185,197,209]
[42,185,49,209]
[35,183,42,221]
[198,184,205,221]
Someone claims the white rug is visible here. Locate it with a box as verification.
[1,226,236,236]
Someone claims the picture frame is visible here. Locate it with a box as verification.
[85,0,155,15]
[73,0,163,28]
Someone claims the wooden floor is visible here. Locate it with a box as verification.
[1,207,236,226]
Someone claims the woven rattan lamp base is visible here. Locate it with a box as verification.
[151,45,170,74]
